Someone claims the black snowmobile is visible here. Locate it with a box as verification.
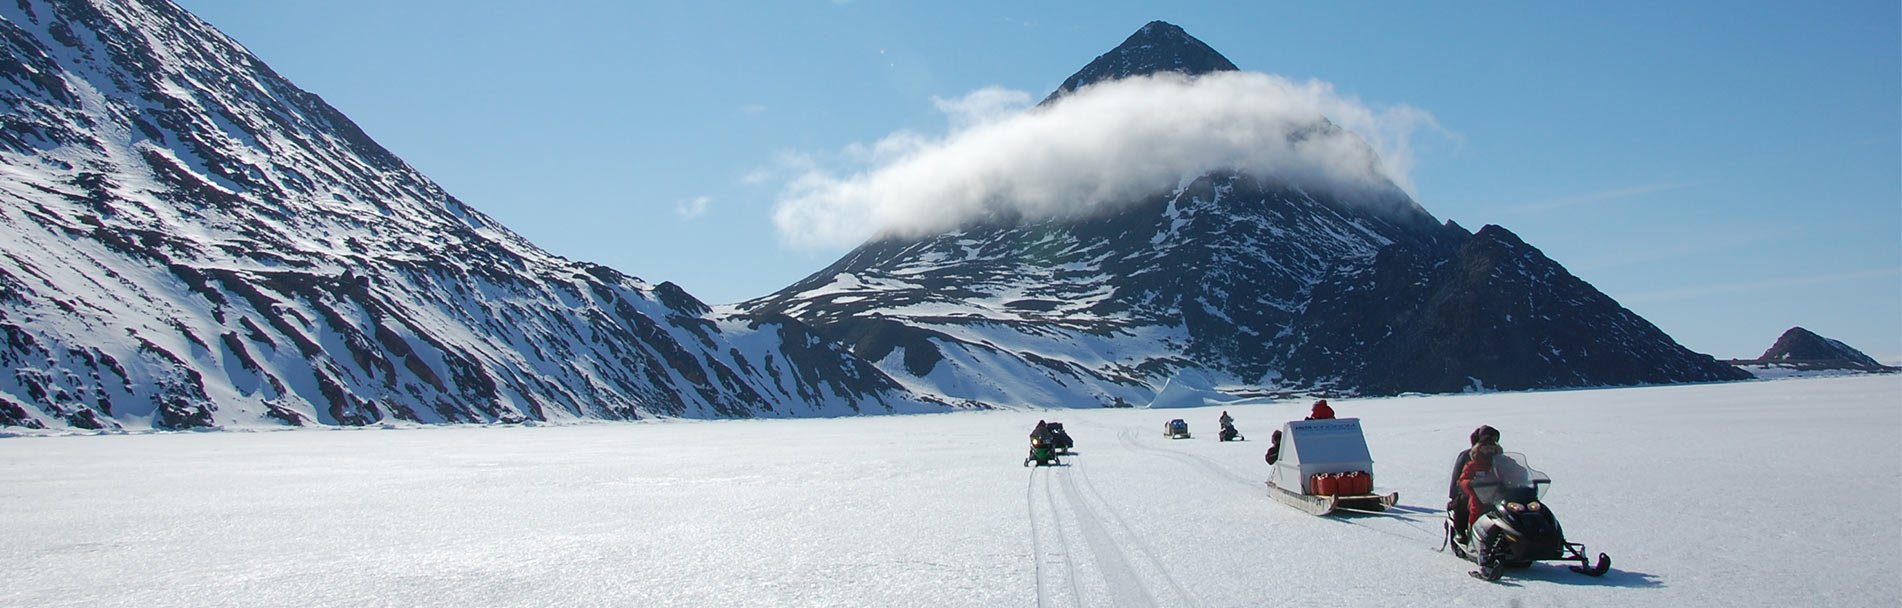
[1046,422,1075,454]
[1024,436,1061,467]
[1218,422,1244,442]
[1448,452,1611,581]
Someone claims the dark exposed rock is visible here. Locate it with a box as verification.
[1292,225,1750,393]
[1725,327,1897,373]
[1042,20,1239,105]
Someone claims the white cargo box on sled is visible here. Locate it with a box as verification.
[1265,418,1399,515]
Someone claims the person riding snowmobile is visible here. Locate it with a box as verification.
[1457,442,1505,530]
[1027,420,1060,466]
[1448,425,1502,541]
[1218,411,1241,441]
[1451,447,1613,580]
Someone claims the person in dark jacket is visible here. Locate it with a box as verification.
[1264,430,1283,465]
[1306,399,1335,420]
[1028,419,1061,465]
[1448,425,1502,540]
[1458,441,1505,529]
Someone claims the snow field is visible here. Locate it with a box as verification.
[2,375,1896,607]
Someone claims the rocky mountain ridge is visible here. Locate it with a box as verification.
[0,0,943,431]
[1724,327,1896,374]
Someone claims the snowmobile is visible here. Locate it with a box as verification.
[1046,422,1075,454]
[1448,452,1611,581]
[1163,419,1191,439]
[1024,436,1061,467]
[1218,422,1244,442]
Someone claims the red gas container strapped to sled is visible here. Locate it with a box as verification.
[1341,471,1371,495]
[1310,473,1338,496]
[1314,471,1373,496]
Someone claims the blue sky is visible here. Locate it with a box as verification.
[171,0,1900,362]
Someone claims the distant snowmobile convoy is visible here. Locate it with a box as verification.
[1163,419,1191,439]
[1448,451,1611,581]
[1020,411,1610,581]
[1264,418,1398,515]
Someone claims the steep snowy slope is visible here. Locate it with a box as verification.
[744,171,1457,406]
[0,0,943,430]
[741,21,1746,406]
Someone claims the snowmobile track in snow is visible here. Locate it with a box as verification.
[1116,426,1449,553]
[1027,467,1084,608]
[1115,427,1261,491]
[1027,457,1199,607]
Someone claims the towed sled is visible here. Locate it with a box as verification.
[1047,422,1075,454]
[1163,419,1191,439]
[1264,418,1398,515]
[1449,452,1610,581]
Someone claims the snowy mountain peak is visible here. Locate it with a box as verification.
[745,24,1747,407]
[1042,20,1240,104]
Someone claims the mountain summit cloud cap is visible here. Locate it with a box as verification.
[772,21,1438,249]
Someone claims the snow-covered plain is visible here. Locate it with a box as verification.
[4,375,1897,607]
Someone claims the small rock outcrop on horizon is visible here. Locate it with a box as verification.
[739,21,1749,405]
[1725,327,1896,374]
[0,0,943,431]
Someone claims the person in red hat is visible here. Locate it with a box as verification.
[1306,399,1335,420]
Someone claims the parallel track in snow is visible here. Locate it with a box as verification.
[1115,427,1262,491]
[1027,436,1201,608]
[1028,465,1083,608]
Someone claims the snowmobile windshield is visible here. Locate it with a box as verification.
[1469,452,1551,504]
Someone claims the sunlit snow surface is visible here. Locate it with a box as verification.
[4,376,1897,607]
